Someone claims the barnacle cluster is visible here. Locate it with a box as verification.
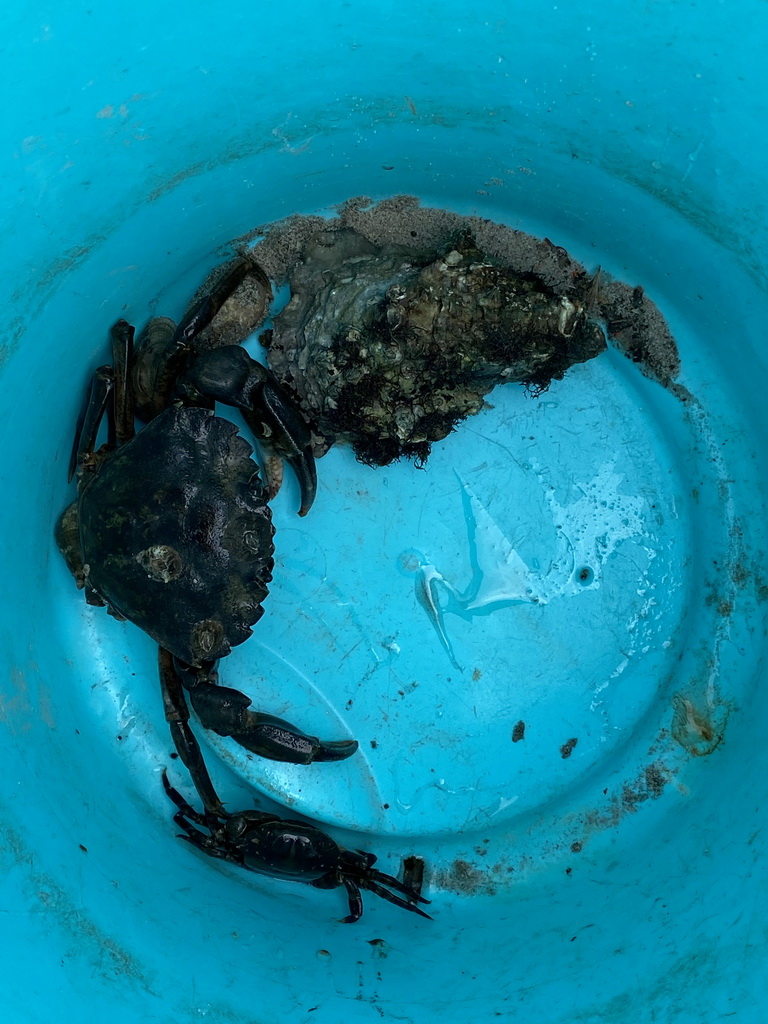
[192,196,681,466]
[264,228,605,465]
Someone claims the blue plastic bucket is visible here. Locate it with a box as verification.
[3,2,768,1021]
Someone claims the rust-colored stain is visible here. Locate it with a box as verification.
[583,760,671,831]
[434,858,502,896]
[35,238,106,293]
[731,560,750,588]
[671,694,728,756]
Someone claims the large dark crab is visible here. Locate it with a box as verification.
[162,770,431,923]
[56,259,357,807]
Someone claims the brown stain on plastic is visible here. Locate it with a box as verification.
[671,694,728,757]
[0,669,33,733]
[1,670,58,733]
[37,679,56,730]
[582,761,671,832]
[560,737,578,759]
[572,939,722,1023]
[434,857,515,896]
[0,819,155,992]
[33,238,106,294]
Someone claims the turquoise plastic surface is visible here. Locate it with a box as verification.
[3,2,768,1021]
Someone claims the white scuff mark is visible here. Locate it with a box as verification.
[414,564,463,670]
[609,658,629,680]
[683,140,705,182]
[408,464,650,669]
[678,390,737,707]
[271,114,314,155]
[459,462,646,610]
[492,795,519,815]
[118,695,131,723]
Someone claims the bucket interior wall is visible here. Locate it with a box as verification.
[3,3,768,1022]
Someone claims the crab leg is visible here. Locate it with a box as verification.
[402,855,426,899]
[171,256,269,348]
[162,775,244,865]
[158,647,226,823]
[67,365,114,482]
[367,867,432,908]
[68,320,136,483]
[311,858,431,922]
[360,879,433,920]
[110,319,135,446]
[161,769,214,826]
[174,657,358,764]
[178,345,317,516]
[339,877,364,924]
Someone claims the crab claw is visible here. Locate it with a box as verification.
[178,346,317,516]
[185,676,358,765]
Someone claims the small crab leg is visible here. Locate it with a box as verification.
[162,769,211,826]
[339,877,364,924]
[158,647,226,823]
[361,879,433,920]
[162,771,236,858]
[368,867,432,909]
[178,345,317,516]
[312,859,431,922]
[162,773,243,865]
[402,855,426,899]
[67,319,137,482]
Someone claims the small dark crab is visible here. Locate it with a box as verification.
[56,260,356,808]
[163,771,431,923]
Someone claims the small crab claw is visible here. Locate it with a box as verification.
[178,346,317,516]
[339,869,433,924]
[312,849,432,923]
[185,676,358,764]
